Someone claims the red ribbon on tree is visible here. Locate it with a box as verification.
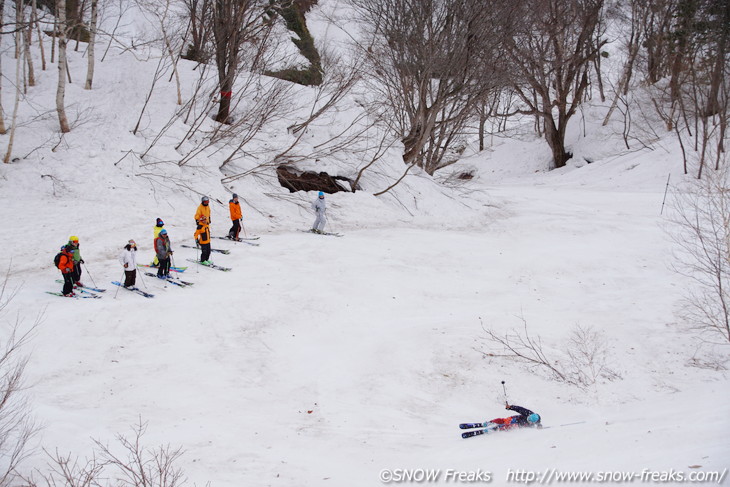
[220,91,233,99]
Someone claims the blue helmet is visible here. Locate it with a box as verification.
[318,191,324,197]
[527,413,540,424]
[160,229,168,235]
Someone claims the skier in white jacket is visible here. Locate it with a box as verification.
[119,240,138,288]
[311,191,327,233]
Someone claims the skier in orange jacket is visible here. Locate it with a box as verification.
[228,193,243,240]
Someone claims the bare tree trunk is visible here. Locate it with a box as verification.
[56,0,71,133]
[705,1,729,117]
[22,0,35,87]
[33,0,46,71]
[544,116,570,168]
[159,0,182,104]
[74,0,86,51]
[603,0,644,126]
[4,0,25,162]
[85,0,97,89]
[0,0,7,134]
[51,5,57,64]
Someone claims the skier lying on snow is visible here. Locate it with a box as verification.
[489,403,542,430]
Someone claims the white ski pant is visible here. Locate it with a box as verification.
[313,212,327,231]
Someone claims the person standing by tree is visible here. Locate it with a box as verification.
[311,191,327,233]
[195,196,211,225]
[228,193,243,240]
[151,218,165,267]
[56,245,76,296]
[194,216,212,264]
[67,236,85,286]
[154,229,174,278]
[119,240,138,288]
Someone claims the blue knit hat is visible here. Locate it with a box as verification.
[318,191,324,197]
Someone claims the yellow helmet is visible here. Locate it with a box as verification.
[69,236,79,243]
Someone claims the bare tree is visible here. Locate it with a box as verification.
[22,1,36,88]
[669,166,730,344]
[648,0,729,177]
[182,0,212,63]
[0,0,9,135]
[352,0,512,175]
[643,0,676,84]
[0,272,40,486]
[27,450,105,487]
[505,0,605,168]
[56,0,71,133]
[603,0,649,125]
[84,0,98,89]
[210,0,273,124]
[704,0,730,118]
[32,0,47,72]
[93,419,185,487]
[481,317,619,389]
[4,0,26,163]
[25,419,187,487]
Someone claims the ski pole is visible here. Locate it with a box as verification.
[137,266,149,289]
[660,173,671,215]
[114,271,124,299]
[82,262,98,288]
[501,381,509,406]
[241,219,248,239]
[196,241,200,273]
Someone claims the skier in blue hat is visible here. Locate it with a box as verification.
[487,403,542,430]
[311,191,327,234]
[154,228,174,278]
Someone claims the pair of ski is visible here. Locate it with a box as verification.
[213,236,260,247]
[185,258,231,272]
[138,264,187,273]
[459,422,499,439]
[112,282,155,298]
[142,272,194,287]
[180,244,230,254]
[49,282,107,299]
[300,229,343,237]
[46,291,101,299]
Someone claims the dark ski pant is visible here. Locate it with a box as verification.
[200,243,211,262]
[157,258,171,277]
[62,272,74,295]
[72,262,82,283]
[229,219,241,239]
[124,270,136,287]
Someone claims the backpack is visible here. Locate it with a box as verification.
[54,252,63,268]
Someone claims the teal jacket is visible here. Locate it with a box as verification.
[67,241,82,263]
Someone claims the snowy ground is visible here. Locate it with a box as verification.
[4,174,728,486]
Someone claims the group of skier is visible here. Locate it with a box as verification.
[51,193,545,431]
[54,192,329,296]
